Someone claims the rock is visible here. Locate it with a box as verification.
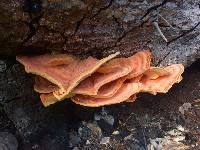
[100,137,110,145]
[72,147,79,150]
[95,109,115,135]
[78,124,92,141]
[94,114,101,121]
[95,109,115,125]
[167,129,183,137]
[0,132,18,150]
[148,125,187,150]
[124,134,133,141]
[177,125,185,132]
[69,133,81,147]
[102,115,115,126]
[86,140,90,145]
[95,108,115,128]
[78,121,103,143]
[112,130,120,135]
[149,136,189,150]
[123,137,145,150]
[86,122,102,138]
[179,103,192,115]
[149,138,163,150]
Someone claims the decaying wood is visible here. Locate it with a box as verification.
[0,0,199,66]
[0,0,200,149]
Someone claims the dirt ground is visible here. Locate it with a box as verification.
[0,60,200,149]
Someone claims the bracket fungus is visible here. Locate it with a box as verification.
[97,50,151,78]
[71,81,141,107]
[34,76,58,93]
[140,64,184,95]
[73,50,151,96]
[16,52,119,100]
[40,93,59,107]
[16,51,184,107]
[91,78,126,98]
[72,66,132,96]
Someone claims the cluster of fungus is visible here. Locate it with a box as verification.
[16,50,184,107]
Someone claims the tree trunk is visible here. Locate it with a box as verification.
[0,0,199,66]
[0,0,200,149]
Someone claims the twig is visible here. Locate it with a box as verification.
[158,14,175,30]
[153,21,168,42]
[141,7,169,43]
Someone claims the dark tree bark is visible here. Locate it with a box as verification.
[0,0,200,149]
[0,0,199,66]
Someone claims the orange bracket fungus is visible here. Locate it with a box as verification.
[16,51,184,107]
[72,66,132,96]
[140,64,184,95]
[97,50,151,78]
[91,78,126,98]
[17,52,119,100]
[34,76,58,93]
[71,81,141,107]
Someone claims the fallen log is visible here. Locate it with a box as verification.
[0,0,199,149]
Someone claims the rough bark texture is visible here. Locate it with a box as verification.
[0,0,200,149]
[0,0,199,66]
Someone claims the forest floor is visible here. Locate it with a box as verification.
[0,60,200,150]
